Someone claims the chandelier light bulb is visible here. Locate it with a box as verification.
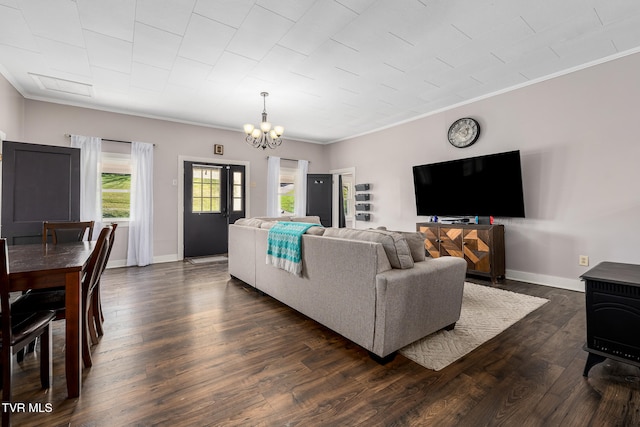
[243,123,254,135]
[260,121,272,133]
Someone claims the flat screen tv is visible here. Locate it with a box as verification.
[413,150,525,218]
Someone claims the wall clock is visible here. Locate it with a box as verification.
[448,117,480,148]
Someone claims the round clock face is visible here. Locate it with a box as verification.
[448,118,480,148]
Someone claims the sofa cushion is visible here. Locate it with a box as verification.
[291,216,322,224]
[376,227,426,262]
[255,216,292,221]
[323,228,414,269]
[234,218,264,228]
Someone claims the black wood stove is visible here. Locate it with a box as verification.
[581,262,640,376]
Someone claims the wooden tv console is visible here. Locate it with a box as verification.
[416,222,505,283]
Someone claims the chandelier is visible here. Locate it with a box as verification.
[243,92,284,149]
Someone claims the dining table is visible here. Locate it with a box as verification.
[7,241,95,398]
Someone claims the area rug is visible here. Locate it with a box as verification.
[399,282,548,371]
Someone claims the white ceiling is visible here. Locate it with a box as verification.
[1,0,640,144]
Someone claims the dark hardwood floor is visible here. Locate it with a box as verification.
[9,261,640,426]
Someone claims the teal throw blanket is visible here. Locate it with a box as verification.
[266,222,320,276]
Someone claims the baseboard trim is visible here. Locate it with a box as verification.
[506,269,585,292]
[106,254,180,269]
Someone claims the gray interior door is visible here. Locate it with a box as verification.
[183,161,245,257]
[1,141,81,245]
[307,174,332,227]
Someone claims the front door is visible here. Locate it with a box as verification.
[183,161,245,257]
[1,141,81,245]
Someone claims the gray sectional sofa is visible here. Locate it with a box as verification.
[228,217,467,360]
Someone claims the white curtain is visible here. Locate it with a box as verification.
[294,159,308,217]
[127,141,154,266]
[70,134,102,234]
[266,156,280,217]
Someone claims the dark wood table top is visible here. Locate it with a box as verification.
[8,241,94,277]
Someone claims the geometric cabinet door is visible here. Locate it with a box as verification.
[463,228,491,273]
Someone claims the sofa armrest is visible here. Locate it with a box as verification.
[228,225,257,285]
[372,256,467,357]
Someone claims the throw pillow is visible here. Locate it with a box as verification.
[305,226,325,236]
[376,226,426,262]
[323,228,414,269]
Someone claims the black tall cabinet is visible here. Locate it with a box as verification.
[306,174,332,227]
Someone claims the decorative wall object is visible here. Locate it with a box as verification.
[355,183,371,221]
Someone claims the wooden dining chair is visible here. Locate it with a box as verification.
[27,219,96,322]
[92,223,118,343]
[42,220,94,244]
[0,238,57,427]
[12,226,113,368]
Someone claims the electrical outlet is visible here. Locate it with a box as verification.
[579,255,589,266]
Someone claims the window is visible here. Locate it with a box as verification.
[101,152,131,220]
[342,174,354,219]
[192,165,221,213]
[279,166,297,215]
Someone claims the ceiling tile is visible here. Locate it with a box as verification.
[257,0,316,21]
[90,66,130,92]
[605,15,640,52]
[168,57,212,88]
[130,62,169,91]
[135,0,196,35]
[278,1,357,55]
[594,0,640,24]
[194,0,254,29]
[36,37,91,77]
[0,44,47,92]
[84,31,132,73]
[249,45,307,85]
[133,24,181,70]
[522,0,594,33]
[335,0,377,14]
[225,5,295,61]
[437,17,534,69]
[207,51,258,87]
[0,5,39,51]
[20,0,84,47]
[77,0,135,41]
[178,14,236,65]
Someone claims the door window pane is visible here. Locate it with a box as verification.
[192,166,221,213]
[232,171,243,212]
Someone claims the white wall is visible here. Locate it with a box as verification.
[0,73,24,141]
[327,52,640,291]
[17,100,328,265]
